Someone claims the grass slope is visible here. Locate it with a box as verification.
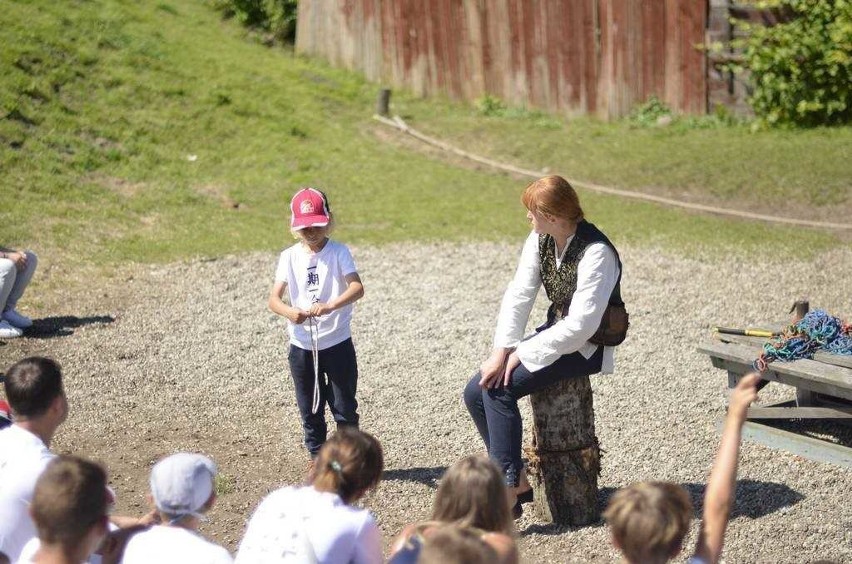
[0,0,847,268]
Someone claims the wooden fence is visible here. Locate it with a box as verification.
[296,0,708,119]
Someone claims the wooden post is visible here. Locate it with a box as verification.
[376,88,391,116]
[525,375,600,525]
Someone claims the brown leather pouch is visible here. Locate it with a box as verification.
[589,303,629,346]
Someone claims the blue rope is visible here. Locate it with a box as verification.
[753,309,852,371]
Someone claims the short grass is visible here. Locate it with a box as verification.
[0,0,848,270]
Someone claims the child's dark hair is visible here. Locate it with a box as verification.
[4,357,64,419]
[311,427,383,504]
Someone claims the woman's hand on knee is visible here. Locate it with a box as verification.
[502,352,521,387]
[479,348,510,388]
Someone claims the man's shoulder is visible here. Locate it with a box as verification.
[0,426,52,465]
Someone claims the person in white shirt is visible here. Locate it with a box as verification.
[235,428,384,564]
[0,246,37,339]
[463,175,624,513]
[0,357,68,563]
[20,455,112,564]
[268,188,365,459]
[120,453,232,564]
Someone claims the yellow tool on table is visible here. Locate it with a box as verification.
[713,327,780,338]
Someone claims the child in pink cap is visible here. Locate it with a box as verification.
[268,188,365,460]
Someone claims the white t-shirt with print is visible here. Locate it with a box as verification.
[235,486,381,564]
[0,425,55,563]
[120,525,232,564]
[274,240,358,351]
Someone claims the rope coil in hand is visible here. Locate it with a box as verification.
[753,310,852,371]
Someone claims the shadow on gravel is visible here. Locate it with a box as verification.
[521,480,803,536]
[383,466,448,489]
[597,480,803,521]
[25,315,116,338]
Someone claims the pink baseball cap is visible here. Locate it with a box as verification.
[290,188,330,230]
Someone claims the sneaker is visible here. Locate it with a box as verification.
[0,320,22,339]
[3,309,32,329]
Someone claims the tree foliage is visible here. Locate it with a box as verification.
[735,0,852,126]
[212,0,298,44]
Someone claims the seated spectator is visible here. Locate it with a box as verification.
[0,247,37,339]
[120,453,232,564]
[604,373,760,564]
[417,525,499,564]
[235,428,384,564]
[19,455,111,564]
[0,357,67,563]
[388,455,518,564]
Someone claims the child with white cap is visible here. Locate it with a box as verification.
[120,452,232,564]
[268,188,365,460]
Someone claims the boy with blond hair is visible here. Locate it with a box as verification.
[604,373,760,564]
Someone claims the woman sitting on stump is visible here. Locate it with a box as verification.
[463,175,624,517]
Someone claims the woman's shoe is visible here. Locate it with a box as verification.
[511,488,534,519]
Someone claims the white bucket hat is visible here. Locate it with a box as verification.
[150,453,217,522]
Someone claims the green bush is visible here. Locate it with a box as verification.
[735,0,852,127]
[211,0,298,43]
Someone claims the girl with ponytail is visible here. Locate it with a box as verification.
[235,428,384,564]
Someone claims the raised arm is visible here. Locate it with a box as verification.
[693,372,760,564]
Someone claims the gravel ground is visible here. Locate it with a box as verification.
[2,241,851,563]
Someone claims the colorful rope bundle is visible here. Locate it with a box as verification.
[753,309,852,371]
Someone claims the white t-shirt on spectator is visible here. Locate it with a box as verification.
[0,425,54,562]
[120,525,232,564]
[16,537,103,563]
[274,240,358,351]
[235,486,381,564]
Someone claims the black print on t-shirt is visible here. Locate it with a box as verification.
[307,266,320,303]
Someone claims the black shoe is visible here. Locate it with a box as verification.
[512,489,534,519]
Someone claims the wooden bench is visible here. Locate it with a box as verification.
[697,332,852,469]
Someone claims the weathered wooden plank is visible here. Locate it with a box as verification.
[714,333,852,370]
[735,420,852,469]
[296,0,708,118]
[698,342,852,400]
[747,406,852,419]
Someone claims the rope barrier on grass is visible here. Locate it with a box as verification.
[373,114,852,231]
[753,310,852,371]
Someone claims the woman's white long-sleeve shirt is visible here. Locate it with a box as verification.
[493,231,620,373]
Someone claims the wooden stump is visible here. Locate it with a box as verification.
[525,375,600,525]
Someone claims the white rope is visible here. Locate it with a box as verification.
[309,316,321,415]
[373,114,852,232]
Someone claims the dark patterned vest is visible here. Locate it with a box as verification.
[539,220,623,326]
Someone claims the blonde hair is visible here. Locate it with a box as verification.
[418,525,499,564]
[431,455,514,536]
[603,482,693,564]
[311,428,383,504]
[521,175,584,223]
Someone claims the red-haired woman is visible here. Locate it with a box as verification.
[463,175,624,516]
